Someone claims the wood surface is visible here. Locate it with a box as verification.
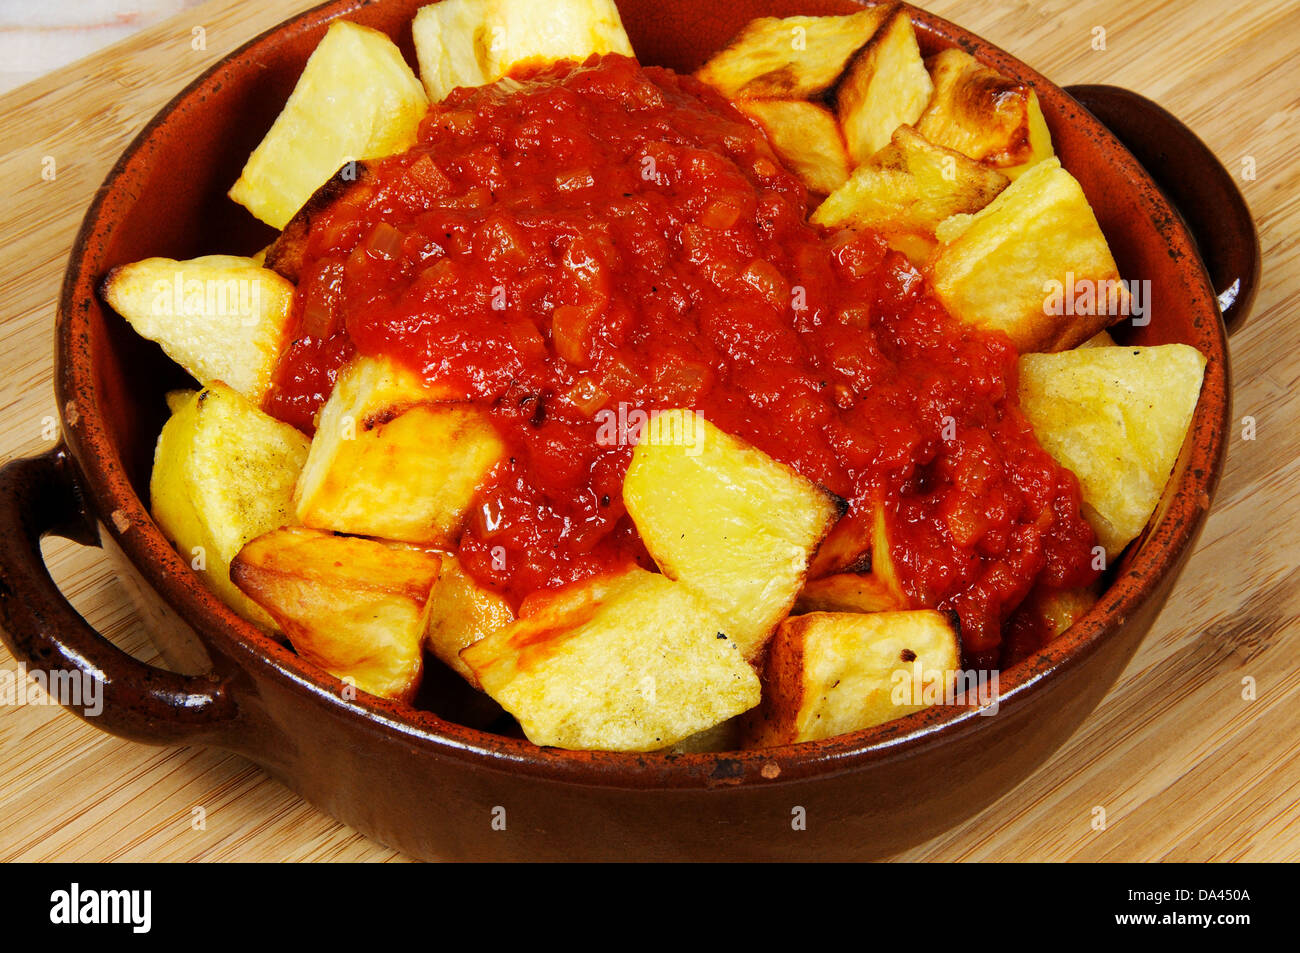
[0,0,1296,862]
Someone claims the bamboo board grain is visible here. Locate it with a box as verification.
[1,0,1297,862]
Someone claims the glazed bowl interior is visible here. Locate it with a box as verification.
[60,0,1227,782]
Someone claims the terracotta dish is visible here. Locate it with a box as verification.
[0,0,1256,860]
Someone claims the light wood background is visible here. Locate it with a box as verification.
[1,0,1297,862]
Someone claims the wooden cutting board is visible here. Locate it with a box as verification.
[1,0,1297,862]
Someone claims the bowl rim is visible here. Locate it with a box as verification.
[55,0,1229,789]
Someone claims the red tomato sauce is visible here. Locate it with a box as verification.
[263,54,1100,665]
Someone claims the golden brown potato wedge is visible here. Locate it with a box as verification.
[294,355,506,546]
[102,255,295,404]
[915,48,1053,179]
[876,230,938,267]
[151,384,310,629]
[232,526,441,701]
[1078,329,1117,348]
[859,500,909,607]
[695,5,894,99]
[928,158,1124,352]
[461,568,760,751]
[807,508,874,579]
[1002,583,1100,665]
[836,8,933,164]
[735,100,851,195]
[744,609,961,747]
[1018,344,1206,560]
[812,125,1009,264]
[805,489,925,594]
[263,161,375,283]
[794,571,906,615]
[413,0,635,102]
[229,20,428,230]
[1028,585,1099,638]
[424,553,515,686]
[622,411,841,660]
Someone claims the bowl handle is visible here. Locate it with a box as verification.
[0,446,237,744]
[1065,84,1260,334]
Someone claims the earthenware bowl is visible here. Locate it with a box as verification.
[0,0,1255,860]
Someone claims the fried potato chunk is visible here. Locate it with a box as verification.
[412,0,635,101]
[695,5,893,99]
[736,100,851,195]
[1079,330,1118,348]
[804,495,910,604]
[229,21,428,229]
[812,125,1008,263]
[102,255,295,404]
[151,384,311,628]
[264,162,375,283]
[807,509,873,579]
[794,572,906,614]
[836,8,933,164]
[915,48,1053,180]
[461,568,761,751]
[928,158,1123,352]
[1018,344,1206,560]
[424,553,514,686]
[232,526,441,701]
[294,355,506,546]
[1002,583,1101,665]
[1028,585,1099,638]
[856,501,908,604]
[744,610,961,747]
[622,411,841,660]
